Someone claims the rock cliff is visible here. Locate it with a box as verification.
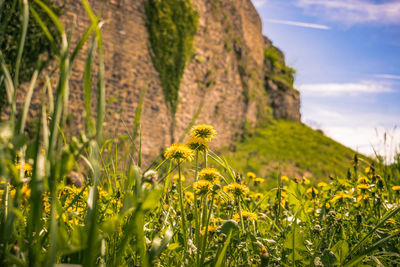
[18,0,301,160]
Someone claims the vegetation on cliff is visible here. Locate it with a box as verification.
[144,0,198,116]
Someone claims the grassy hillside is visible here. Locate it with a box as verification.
[224,120,367,180]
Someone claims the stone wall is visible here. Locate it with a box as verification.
[15,0,301,161]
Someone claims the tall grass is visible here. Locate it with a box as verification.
[0,1,400,266]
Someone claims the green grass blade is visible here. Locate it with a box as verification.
[84,36,96,135]
[13,0,29,88]
[215,230,232,267]
[18,67,39,134]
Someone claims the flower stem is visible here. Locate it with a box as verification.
[200,194,215,266]
[193,151,201,265]
[177,163,188,256]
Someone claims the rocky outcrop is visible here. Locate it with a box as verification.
[15,0,301,160]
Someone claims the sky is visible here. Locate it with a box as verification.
[251,0,400,160]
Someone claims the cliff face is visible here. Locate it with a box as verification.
[24,0,300,159]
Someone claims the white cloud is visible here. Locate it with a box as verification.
[297,0,400,25]
[252,0,268,8]
[375,74,400,80]
[264,19,330,30]
[298,80,393,96]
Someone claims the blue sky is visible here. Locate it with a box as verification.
[251,0,400,159]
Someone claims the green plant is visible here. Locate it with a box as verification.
[0,0,62,113]
[144,0,198,117]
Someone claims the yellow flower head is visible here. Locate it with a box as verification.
[280,191,288,199]
[357,194,369,203]
[173,173,186,182]
[249,193,264,200]
[200,225,217,236]
[317,182,328,188]
[392,186,400,192]
[223,183,249,197]
[184,191,194,203]
[331,191,352,203]
[16,162,33,177]
[294,176,310,185]
[357,184,370,191]
[193,180,213,196]
[306,187,319,199]
[164,143,194,163]
[253,177,265,184]
[190,124,217,142]
[247,172,257,179]
[233,211,257,222]
[187,137,209,153]
[198,168,221,183]
[281,176,289,182]
[358,176,370,184]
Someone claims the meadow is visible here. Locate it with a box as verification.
[1,1,400,266]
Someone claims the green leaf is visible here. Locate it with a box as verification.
[332,240,349,265]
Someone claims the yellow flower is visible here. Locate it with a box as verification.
[253,177,265,184]
[386,218,396,225]
[187,137,209,152]
[331,191,352,203]
[280,191,288,199]
[392,186,400,192]
[357,194,369,203]
[358,177,370,184]
[233,211,257,222]
[190,124,217,142]
[317,182,328,188]
[306,187,319,199]
[173,173,186,182]
[198,168,221,183]
[357,184,370,191]
[21,184,31,199]
[16,162,33,177]
[193,180,213,196]
[247,172,256,179]
[223,183,249,197]
[184,191,194,203]
[249,193,264,200]
[200,225,217,236]
[281,176,289,182]
[294,176,310,184]
[325,202,330,209]
[164,143,194,163]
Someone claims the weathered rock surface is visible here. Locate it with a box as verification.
[16,0,301,161]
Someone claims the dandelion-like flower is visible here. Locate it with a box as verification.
[198,168,221,183]
[190,124,217,142]
[392,186,400,192]
[187,137,209,153]
[357,194,369,203]
[330,191,352,203]
[249,193,263,200]
[253,177,265,185]
[247,172,256,179]
[184,191,194,203]
[306,187,319,199]
[200,225,217,236]
[223,183,249,197]
[173,173,186,182]
[164,143,194,163]
[358,177,370,184]
[357,184,370,192]
[233,211,257,222]
[317,182,328,188]
[281,176,289,182]
[16,162,33,177]
[193,180,213,196]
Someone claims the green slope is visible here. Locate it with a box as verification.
[223,120,366,180]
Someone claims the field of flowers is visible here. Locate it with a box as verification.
[1,0,400,266]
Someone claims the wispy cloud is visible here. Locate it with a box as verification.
[297,0,400,25]
[298,80,393,96]
[264,18,330,30]
[375,74,400,80]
